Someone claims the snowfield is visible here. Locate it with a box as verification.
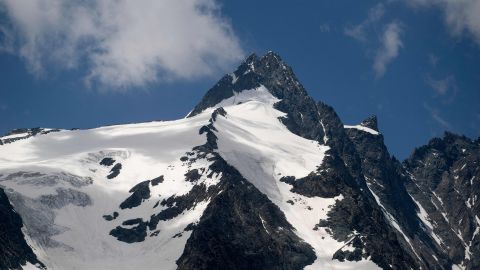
[0,114,215,269]
[0,85,379,269]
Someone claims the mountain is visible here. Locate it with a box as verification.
[0,51,479,270]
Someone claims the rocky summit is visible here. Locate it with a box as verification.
[0,52,479,270]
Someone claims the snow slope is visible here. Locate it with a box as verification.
[0,114,219,270]
[0,85,379,269]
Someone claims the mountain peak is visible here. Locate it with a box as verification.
[188,51,307,117]
[360,115,378,131]
[262,50,283,64]
[244,52,258,64]
[232,51,286,79]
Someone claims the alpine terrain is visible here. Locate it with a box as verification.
[0,52,479,270]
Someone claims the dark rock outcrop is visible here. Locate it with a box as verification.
[100,157,116,167]
[119,180,151,209]
[110,219,148,243]
[184,169,202,182]
[0,127,61,145]
[103,211,119,221]
[360,115,378,131]
[107,163,122,179]
[151,176,164,186]
[0,188,45,269]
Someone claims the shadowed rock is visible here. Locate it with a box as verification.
[119,180,151,209]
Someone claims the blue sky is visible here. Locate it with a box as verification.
[0,0,479,159]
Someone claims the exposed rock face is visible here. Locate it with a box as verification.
[0,188,45,269]
[177,160,317,270]
[404,133,480,269]
[345,121,449,268]
[0,128,60,145]
[360,115,378,130]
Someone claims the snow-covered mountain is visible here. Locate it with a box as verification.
[1,52,479,270]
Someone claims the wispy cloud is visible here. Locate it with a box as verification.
[373,21,404,78]
[344,3,385,42]
[424,103,451,129]
[0,25,13,53]
[425,75,458,103]
[344,4,404,78]
[428,53,439,67]
[0,0,244,89]
[319,23,331,33]
[407,0,480,45]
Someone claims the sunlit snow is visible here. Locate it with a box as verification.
[0,85,381,269]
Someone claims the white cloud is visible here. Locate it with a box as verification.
[0,0,244,89]
[373,21,403,78]
[344,3,385,42]
[407,0,480,45]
